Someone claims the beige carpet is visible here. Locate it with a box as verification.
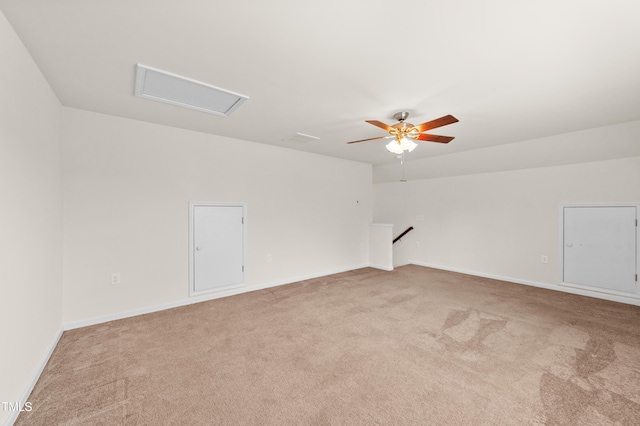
[17,265,640,425]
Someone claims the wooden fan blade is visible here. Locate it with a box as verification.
[365,120,393,132]
[414,115,458,133]
[346,136,387,144]
[415,134,455,144]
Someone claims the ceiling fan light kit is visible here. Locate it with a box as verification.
[385,137,417,154]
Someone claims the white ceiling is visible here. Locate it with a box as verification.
[1,0,639,167]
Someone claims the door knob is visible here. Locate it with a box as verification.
[565,243,573,247]
[196,246,202,251]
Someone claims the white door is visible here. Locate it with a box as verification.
[191,204,245,295]
[563,206,637,293]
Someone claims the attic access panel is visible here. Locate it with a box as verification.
[134,64,248,117]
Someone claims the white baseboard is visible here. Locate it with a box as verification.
[3,327,64,426]
[64,263,369,331]
[410,261,640,307]
[369,264,394,271]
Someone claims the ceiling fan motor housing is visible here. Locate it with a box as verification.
[391,121,418,139]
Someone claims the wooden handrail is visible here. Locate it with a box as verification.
[393,226,414,244]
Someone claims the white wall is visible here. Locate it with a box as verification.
[368,224,393,271]
[62,108,372,325]
[0,10,62,426]
[373,120,640,183]
[374,155,640,290]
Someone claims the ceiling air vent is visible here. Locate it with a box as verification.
[283,132,320,143]
[134,64,248,117]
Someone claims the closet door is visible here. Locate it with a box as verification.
[563,206,636,294]
[190,203,245,295]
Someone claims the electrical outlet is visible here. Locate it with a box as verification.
[416,241,420,247]
[267,254,272,262]
[541,255,548,264]
[110,273,121,285]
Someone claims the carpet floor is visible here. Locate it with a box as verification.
[16,265,640,425]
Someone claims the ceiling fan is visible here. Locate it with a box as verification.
[346,111,459,154]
